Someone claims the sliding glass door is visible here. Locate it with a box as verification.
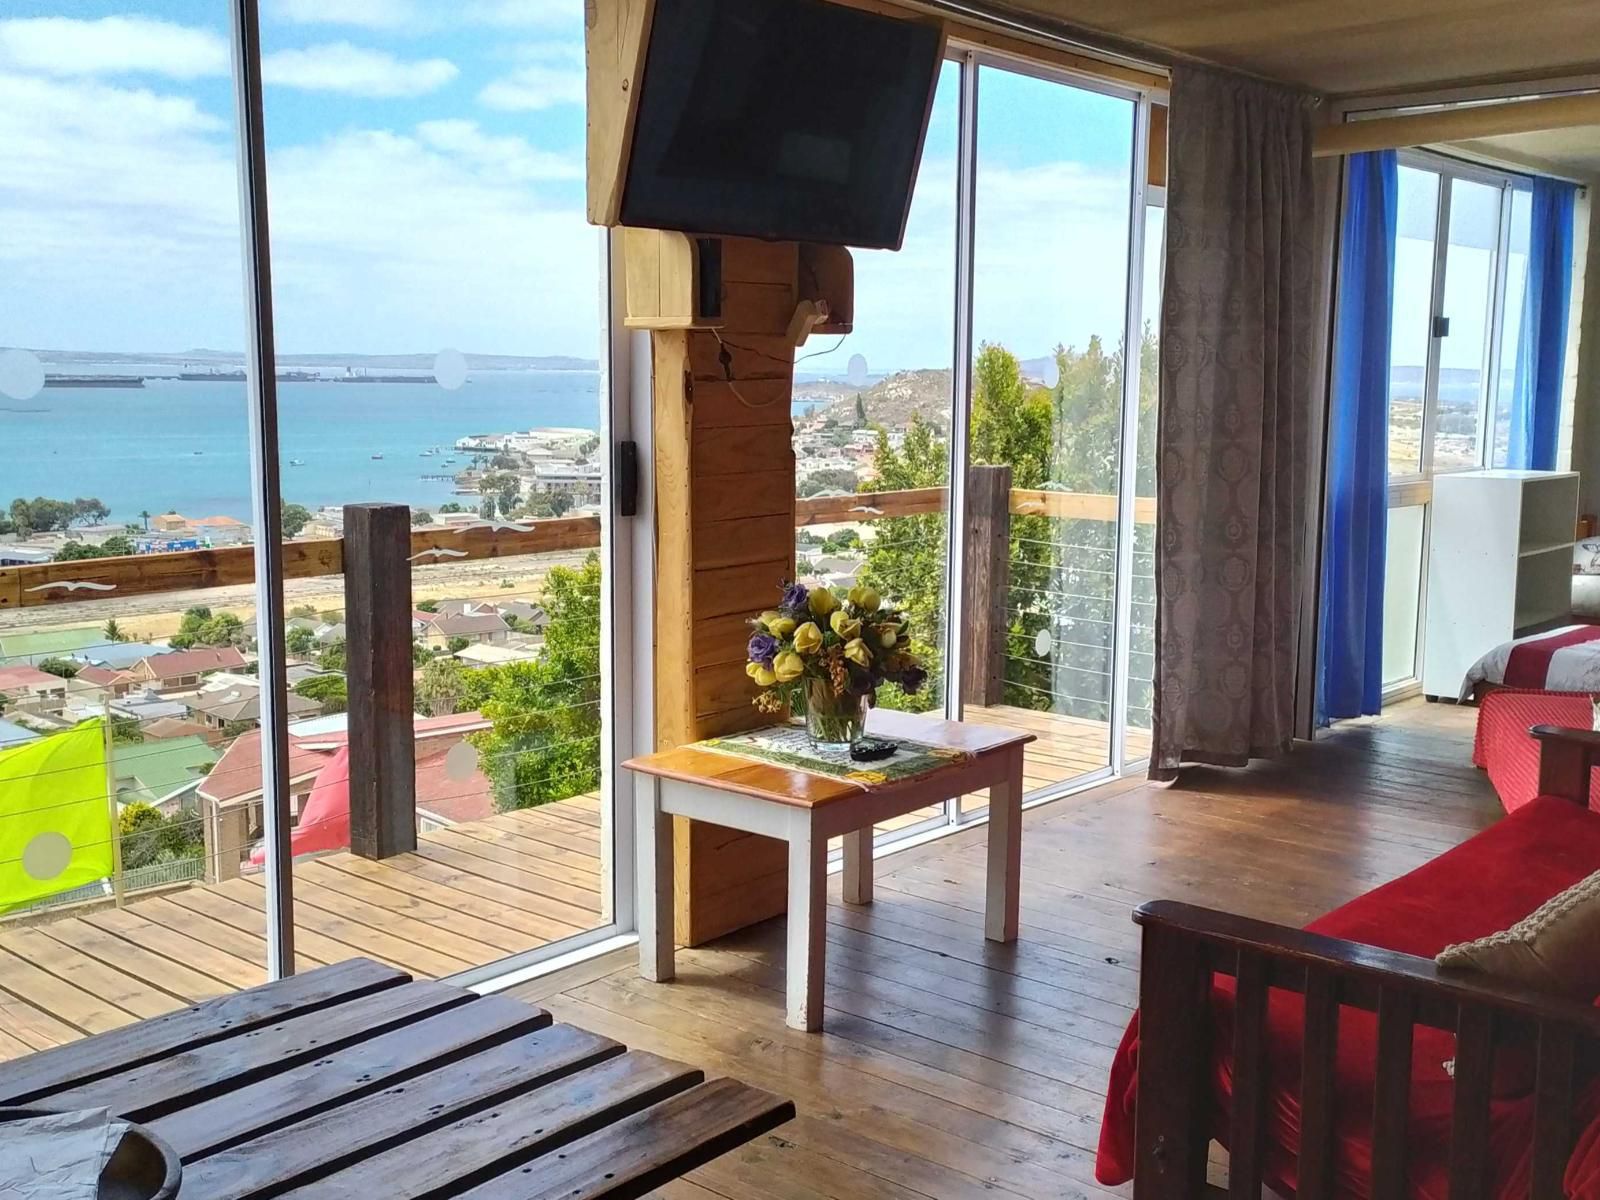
[1380,153,1540,691]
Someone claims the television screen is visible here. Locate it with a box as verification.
[619,0,943,250]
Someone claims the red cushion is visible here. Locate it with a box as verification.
[1096,797,1600,1199]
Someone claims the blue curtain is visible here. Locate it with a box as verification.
[1507,178,1578,470]
[1318,150,1399,723]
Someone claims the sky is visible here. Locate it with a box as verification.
[1,3,1151,373]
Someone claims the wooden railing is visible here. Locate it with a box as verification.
[0,484,1158,613]
[1133,724,1600,1200]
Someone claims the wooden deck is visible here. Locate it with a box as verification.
[0,706,1141,1062]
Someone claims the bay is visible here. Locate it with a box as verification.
[0,369,602,524]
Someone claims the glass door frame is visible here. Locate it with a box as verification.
[1383,150,1527,695]
[929,43,1164,838]
[228,0,645,984]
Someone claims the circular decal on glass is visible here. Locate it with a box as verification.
[0,348,46,402]
[846,353,869,388]
[22,831,72,882]
[1034,628,1054,658]
[444,740,479,782]
[433,348,469,392]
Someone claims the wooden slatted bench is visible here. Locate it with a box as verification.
[0,957,794,1199]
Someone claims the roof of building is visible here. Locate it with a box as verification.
[454,643,540,666]
[0,665,65,693]
[72,642,167,670]
[193,515,247,527]
[0,718,40,748]
[141,717,216,742]
[74,665,123,688]
[0,627,104,662]
[425,611,509,637]
[137,646,248,680]
[113,735,218,806]
[189,684,319,725]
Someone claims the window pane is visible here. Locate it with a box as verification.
[1491,188,1533,467]
[963,65,1135,809]
[0,5,264,1046]
[1389,166,1440,476]
[1125,203,1162,766]
[1382,504,1427,685]
[258,1,611,977]
[1433,178,1500,472]
[797,60,958,845]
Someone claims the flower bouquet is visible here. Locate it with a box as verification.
[746,581,928,751]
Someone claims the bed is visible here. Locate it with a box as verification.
[1459,623,1600,699]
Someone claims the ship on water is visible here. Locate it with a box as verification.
[175,368,320,382]
[44,374,145,388]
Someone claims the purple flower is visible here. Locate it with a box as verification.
[780,582,809,613]
[898,665,928,695]
[747,633,780,665]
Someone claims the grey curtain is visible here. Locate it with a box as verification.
[1152,64,1318,777]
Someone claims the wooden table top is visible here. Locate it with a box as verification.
[0,957,792,1199]
[624,708,1034,809]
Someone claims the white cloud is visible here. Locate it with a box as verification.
[477,42,584,111]
[262,43,458,97]
[415,120,582,181]
[272,0,577,31]
[0,71,600,357]
[0,16,229,79]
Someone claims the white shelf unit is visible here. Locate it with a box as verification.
[1421,469,1579,699]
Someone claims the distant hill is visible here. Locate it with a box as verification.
[799,369,954,433]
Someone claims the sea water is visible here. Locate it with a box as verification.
[0,369,603,524]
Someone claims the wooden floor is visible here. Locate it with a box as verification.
[509,700,1500,1200]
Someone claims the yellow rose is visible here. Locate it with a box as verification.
[848,585,881,612]
[773,651,805,682]
[792,622,823,655]
[758,610,783,630]
[875,623,898,648]
[745,661,778,687]
[843,638,872,668]
[808,587,839,618]
[830,611,862,640]
[767,616,797,638]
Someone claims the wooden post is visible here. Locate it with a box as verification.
[343,503,417,860]
[962,464,1011,708]
[1133,921,1214,1200]
[101,701,125,908]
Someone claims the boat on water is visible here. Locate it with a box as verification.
[289,458,306,466]
[371,453,384,460]
[43,374,145,389]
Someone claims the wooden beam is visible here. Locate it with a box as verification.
[343,504,417,862]
[961,465,1011,707]
[1313,93,1600,158]
[584,0,655,226]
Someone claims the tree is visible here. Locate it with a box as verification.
[289,603,319,619]
[8,497,74,534]
[547,492,573,518]
[71,497,110,526]
[285,626,316,657]
[417,657,466,717]
[197,612,245,647]
[294,673,348,715]
[99,534,135,557]
[119,802,205,868]
[447,635,471,654]
[103,619,128,644]
[318,640,346,672]
[798,468,861,497]
[854,392,868,428]
[416,599,439,613]
[281,502,312,538]
[53,542,103,562]
[138,509,151,531]
[820,529,862,554]
[110,715,144,744]
[37,657,80,679]
[411,510,434,526]
[439,502,463,514]
[462,554,601,810]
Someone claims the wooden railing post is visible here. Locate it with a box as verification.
[962,464,1011,707]
[343,503,417,860]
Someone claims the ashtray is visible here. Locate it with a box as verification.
[0,1107,182,1200]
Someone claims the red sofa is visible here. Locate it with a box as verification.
[1097,726,1600,1200]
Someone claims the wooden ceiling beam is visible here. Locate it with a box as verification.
[1313,91,1600,157]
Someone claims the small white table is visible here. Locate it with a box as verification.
[624,709,1033,1031]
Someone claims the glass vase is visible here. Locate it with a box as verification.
[804,677,868,752]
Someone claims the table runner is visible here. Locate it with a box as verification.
[695,723,968,787]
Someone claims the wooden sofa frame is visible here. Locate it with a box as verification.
[1134,725,1600,1200]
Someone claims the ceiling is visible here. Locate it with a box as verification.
[1449,127,1600,181]
[999,0,1600,96]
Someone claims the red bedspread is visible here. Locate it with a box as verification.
[1474,689,1600,813]
[1096,796,1600,1198]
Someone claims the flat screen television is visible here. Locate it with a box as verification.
[619,0,944,251]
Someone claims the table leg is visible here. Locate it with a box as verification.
[985,747,1023,943]
[786,817,827,1031]
[636,781,675,982]
[842,827,873,906]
